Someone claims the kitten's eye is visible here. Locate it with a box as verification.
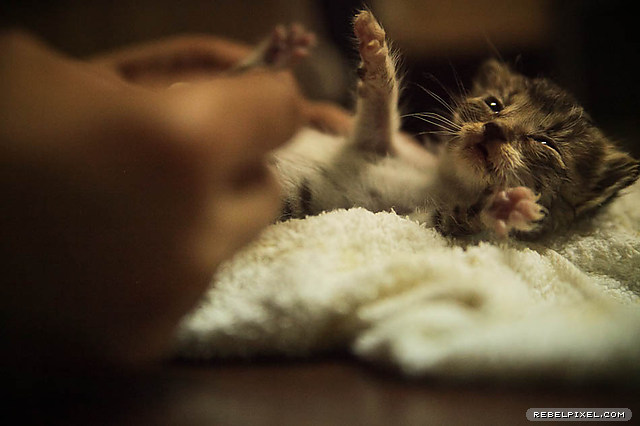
[484,96,503,113]
[531,135,559,153]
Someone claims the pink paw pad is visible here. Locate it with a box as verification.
[482,187,546,237]
[354,11,388,69]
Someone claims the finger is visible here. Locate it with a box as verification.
[91,35,252,85]
[211,70,303,158]
[168,81,190,90]
[170,70,303,171]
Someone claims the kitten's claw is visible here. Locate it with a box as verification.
[354,11,387,65]
[354,11,392,90]
[481,187,546,238]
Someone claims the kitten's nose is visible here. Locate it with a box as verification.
[483,121,507,142]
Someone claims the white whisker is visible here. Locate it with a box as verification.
[404,115,460,133]
[413,83,456,115]
[403,112,462,132]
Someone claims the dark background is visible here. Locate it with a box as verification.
[2,0,638,156]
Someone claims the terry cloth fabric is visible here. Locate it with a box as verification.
[175,181,640,383]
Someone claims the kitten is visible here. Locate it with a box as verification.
[435,58,640,238]
[243,11,639,239]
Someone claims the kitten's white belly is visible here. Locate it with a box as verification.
[272,128,438,216]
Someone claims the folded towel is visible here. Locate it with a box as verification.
[176,181,640,383]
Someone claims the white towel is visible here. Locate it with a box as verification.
[176,181,640,383]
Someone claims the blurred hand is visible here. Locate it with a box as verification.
[90,34,252,87]
[90,34,354,134]
[0,31,302,370]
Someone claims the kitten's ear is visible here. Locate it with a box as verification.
[472,59,516,93]
[578,149,640,214]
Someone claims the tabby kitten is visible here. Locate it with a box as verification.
[246,11,639,239]
[434,58,639,237]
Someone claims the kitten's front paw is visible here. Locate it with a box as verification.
[354,11,387,66]
[481,187,547,238]
[354,11,392,89]
[262,23,316,68]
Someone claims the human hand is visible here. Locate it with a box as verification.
[0,31,302,370]
[90,34,252,87]
[90,34,354,134]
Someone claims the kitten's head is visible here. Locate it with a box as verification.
[443,59,639,229]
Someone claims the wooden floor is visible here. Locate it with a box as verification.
[17,355,638,425]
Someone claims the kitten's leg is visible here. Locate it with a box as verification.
[480,187,547,238]
[351,11,401,155]
[233,24,316,73]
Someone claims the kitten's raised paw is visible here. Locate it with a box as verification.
[354,11,387,65]
[262,23,316,68]
[354,11,391,87]
[234,23,315,72]
[481,187,547,238]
